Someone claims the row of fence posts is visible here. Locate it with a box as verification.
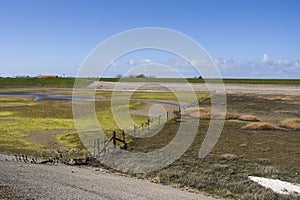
[92,106,183,158]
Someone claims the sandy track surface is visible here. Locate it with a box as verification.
[88,81,300,95]
[223,84,300,95]
[0,158,216,200]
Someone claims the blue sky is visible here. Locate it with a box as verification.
[0,0,299,78]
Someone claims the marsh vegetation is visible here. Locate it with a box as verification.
[0,83,299,199]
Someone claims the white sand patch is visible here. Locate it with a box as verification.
[249,176,300,196]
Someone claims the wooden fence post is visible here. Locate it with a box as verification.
[122,130,125,142]
[133,125,137,136]
[93,139,96,157]
[147,119,150,130]
[112,131,116,149]
[97,138,100,156]
[103,138,107,154]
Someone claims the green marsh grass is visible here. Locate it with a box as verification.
[1,86,299,199]
[0,92,164,155]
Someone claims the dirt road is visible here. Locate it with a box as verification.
[0,158,216,200]
[88,81,300,96]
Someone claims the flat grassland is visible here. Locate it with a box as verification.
[1,77,300,87]
[0,78,300,199]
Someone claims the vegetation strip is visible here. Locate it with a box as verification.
[1,77,300,87]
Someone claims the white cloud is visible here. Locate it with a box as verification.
[122,57,201,78]
[128,58,151,66]
[295,59,300,67]
[190,60,200,66]
[105,56,300,79]
[215,57,300,79]
[141,59,151,63]
[125,63,183,78]
[128,59,134,65]
[262,54,269,62]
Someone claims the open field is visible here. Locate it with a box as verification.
[0,89,165,156]
[100,78,300,85]
[128,94,300,199]
[1,77,300,88]
[1,82,300,199]
[0,77,78,87]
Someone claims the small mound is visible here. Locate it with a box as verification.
[182,107,238,120]
[238,115,260,122]
[264,96,295,101]
[279,118,300,130]
[242,122,276,130]
[220,153,238,160]
[226,112,240,120]
[182,107,211,120]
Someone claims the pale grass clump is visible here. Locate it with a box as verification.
[242,122,276,130]
[238,115,260,122]
[279,118,300,130]
[182,107,211,120]
[182,107,239,120]
[0,111,13,117]
[226,112,240,120]
[264,96,295,101]
[220,153,238,160]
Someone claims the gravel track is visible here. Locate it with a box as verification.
[0,156,216,200]
[88,81,300,95]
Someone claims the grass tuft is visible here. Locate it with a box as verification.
[226,112,240,120]
[279,118,300,130]
[242,122,276,130]
[238,115,260,122]
[182,107,211,120]
[0,111,13,117]
[182,107,240,120]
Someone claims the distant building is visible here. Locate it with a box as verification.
[37,75,58,78]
